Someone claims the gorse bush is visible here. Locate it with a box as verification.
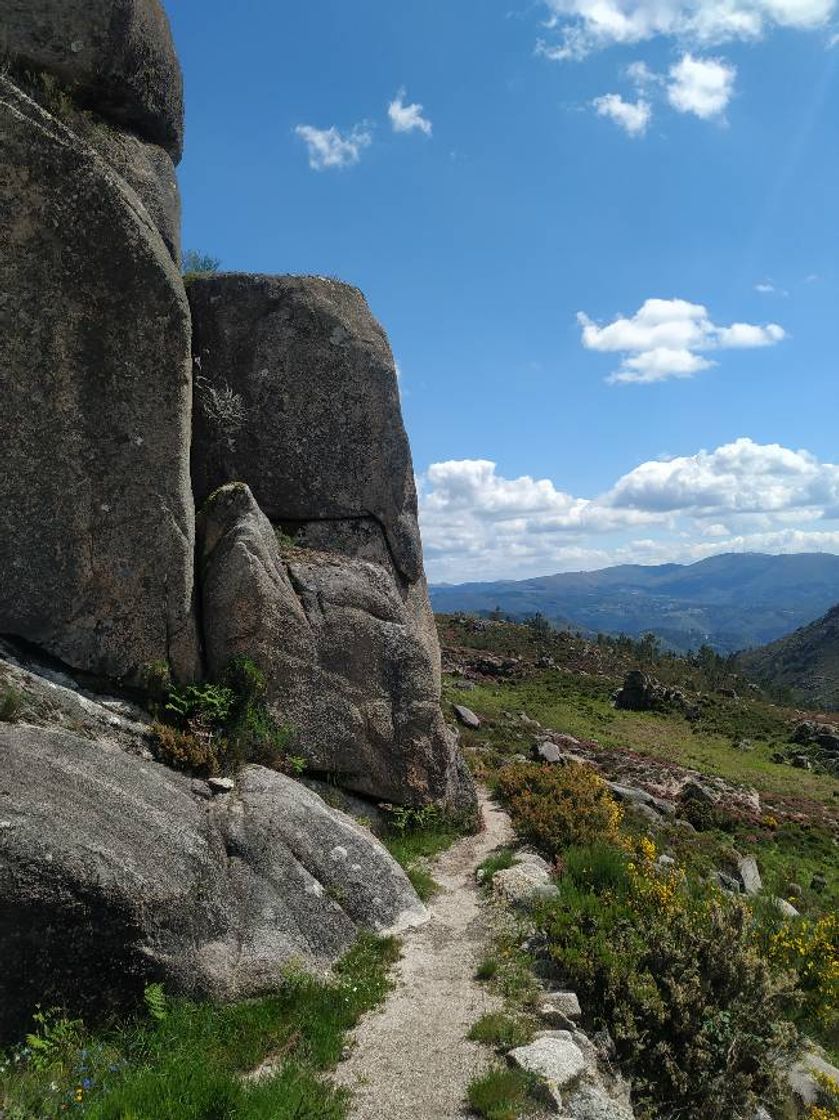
[532,840,799,1120]
[766,910,839,1050]
[496,761,623,857]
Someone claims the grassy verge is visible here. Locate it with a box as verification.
[0,935,399,1120]
[380,805,476,901]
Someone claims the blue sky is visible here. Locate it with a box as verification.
[170,0,839,582]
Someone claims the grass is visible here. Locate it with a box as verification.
[477,847,517,885]
[0,935,399,1120]
[450,670,839,804]
[445,661,839,913]
[0,686,23,722]
[381,808,475,901]
[467,1066,539,1120]
[467,1013,533,1050]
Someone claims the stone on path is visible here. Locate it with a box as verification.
[509,1033,588,1109]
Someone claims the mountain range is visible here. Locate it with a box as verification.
[430,552,839,654]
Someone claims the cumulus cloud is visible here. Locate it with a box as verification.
[577,297,786,384]
[419,439,839,582]
[538,0,836,59]
[667,54,736,118]
[592,92,652,135]
[388,89,433,135]
[295,123,373,170]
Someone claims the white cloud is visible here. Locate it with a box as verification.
[295,123,373,170]
[607,438,839,513]
[667,54,736,118]
[419,438,839,581]
[388,89,433,136]
[592,93,652,135]
[538,0,836,59]
[577,297,786,383]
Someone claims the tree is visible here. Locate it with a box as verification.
[182,249,221,280]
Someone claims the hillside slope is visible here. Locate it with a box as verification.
[739,603,839,710]
[430,552,839,653]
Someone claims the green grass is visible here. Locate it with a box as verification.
[381,809,474,901]
[0,935,399,1120]
[477,847,516,885]
[467,1013,533,1050]
[447,669,839,805]
[466,1066,538,1120]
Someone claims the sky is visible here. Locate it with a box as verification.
[169,0,839,584]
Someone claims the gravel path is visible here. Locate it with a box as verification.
[334,791,514,1119]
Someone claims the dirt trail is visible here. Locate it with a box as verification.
[334,791,514,1120]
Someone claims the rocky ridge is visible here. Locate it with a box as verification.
[0,0,472,1036]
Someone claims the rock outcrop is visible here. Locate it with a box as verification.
[3,0,184,159]
[188,274,422,585]
[614,670,688,714]
[0,724,427,1039]
[198,483,474,810]
[0,0,474,1039]
[0,77,197,682]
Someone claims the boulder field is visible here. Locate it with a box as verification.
[0,0,474,1035]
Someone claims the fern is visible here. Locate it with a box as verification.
[143,983,168,1022]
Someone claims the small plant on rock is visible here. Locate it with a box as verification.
[0,686,23,723]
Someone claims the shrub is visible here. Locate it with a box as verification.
[497,762,623,858]
[151,721,223,777]
[534,857,798,1120]
[0,686,23,723]
[767,911,839,1049]
[182,250,221,281]
[810,1072,839,1120]
[165,683,235,727]
[194,375,247,453]
[152,658,298,778]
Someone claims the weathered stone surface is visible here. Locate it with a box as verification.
[509,1033,588,1106]
[492,862,558,908]
[0,639,155,757]
[615,670,687,713]
[0,80,197,683]
[197,483,475,810]
[540,992,583,1022]
[736,855,762,896]
[564,1082,636,1120]
[3,0,184,159]
[773,897,801,919]
[188,274,423,585]
[787,1049,839,1107]
[86,126,180,261]
[453,704,481,729]
[0,724,427,1040]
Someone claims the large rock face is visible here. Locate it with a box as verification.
[0,78,197,682]
[0,724,427,1040]
[198,484,475,810]
[188,274,423,585]
[2,0,184,160]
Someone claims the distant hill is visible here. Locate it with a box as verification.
[430,552,839,654]
[738,604,839,710]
